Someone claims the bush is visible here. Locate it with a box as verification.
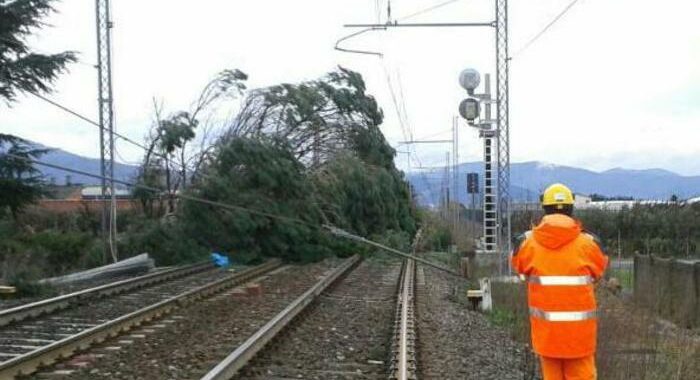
[119,218,208,266]
[8,269,55,297]
[25,231,94,275]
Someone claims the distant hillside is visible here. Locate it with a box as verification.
[408,161,700,206]
[37,145,138,185]
[13,142,700,202]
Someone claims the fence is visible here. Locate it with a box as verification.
[634,254,700,328]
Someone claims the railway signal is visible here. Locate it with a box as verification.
[458,69,499,254]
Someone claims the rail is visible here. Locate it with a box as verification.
[0,259,282,379]
[390,259,417,380]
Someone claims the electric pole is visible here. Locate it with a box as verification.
[341,0,512,257]
[495,0,512,260]
[96,0,118,263]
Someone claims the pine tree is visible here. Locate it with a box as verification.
[0,0,76,104]
[0,134,48,218]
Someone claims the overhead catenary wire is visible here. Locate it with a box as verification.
[28,91,187,172]
[379,61,440,205]
[1,151,467,280]
[335,0,467,56]
[511,0,582,59]
[397,0,464,21]
[395,69,414,142]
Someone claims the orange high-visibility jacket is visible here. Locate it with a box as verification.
[511,214,609,358]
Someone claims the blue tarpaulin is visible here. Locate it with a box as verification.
[211,253,230,268]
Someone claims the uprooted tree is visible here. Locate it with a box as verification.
[134,69,248,216]
[171,67,417,262]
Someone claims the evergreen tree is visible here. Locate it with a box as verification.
[0,0,76,104]
[0,134,47,218]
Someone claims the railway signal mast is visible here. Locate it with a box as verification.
[459,70,498,254]
[95,0,118,263]
[457,2,511,260]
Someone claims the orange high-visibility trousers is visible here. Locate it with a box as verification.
[540,355,596,380]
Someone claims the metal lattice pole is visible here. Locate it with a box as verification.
[495,0,511,267]
[96,0,118,263]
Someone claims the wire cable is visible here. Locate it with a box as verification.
[511,0,582,59]
[3,152,316,228]
[397,0,464,21]
[28,91,187,172]
[396,69,414,142]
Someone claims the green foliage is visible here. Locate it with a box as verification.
[417,210,452,252]
[314,154,416,238]
[181,137,330,262]
[369,229,412,254]
[487,307,518,328]
[158,112,197,154]
[511,204,700,257]
[229,66,386,166]
[0,134,48,218]
[26,230,92,274]
[0,67,417,284]
[7,268,54,297]
[175,68,418,263]
[135,69,250,216]
[0,0,77,103]
[119,218,207,266]
[576,204,700,257]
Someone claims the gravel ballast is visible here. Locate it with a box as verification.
[234,258,403,380]
[37,259,342,379]
[416,265,531,380]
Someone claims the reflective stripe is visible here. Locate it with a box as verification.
[527,275,594,286]
[529,307,597,322]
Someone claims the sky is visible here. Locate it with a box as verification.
[1,0,699,176]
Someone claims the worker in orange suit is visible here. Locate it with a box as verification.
[511,183,609,380]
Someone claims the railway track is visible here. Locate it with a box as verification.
[204,257,405,380]
[0,259,282,378]
[0,261,214,328]
[25,257,359,379]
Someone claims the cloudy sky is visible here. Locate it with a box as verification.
[1,0,699,176]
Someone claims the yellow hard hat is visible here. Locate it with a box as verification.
[541,183,575,208]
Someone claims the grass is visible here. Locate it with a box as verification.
[489,279,700,380]
[608,267,634,290]
[486,307,518,328]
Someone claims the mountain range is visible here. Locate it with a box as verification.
[16,144,700,204]
[36,146,138,186]
[407,161,700,206]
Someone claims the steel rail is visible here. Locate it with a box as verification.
[0,261,214,327]
[390,259,417,380]
[200,255,362,380]
[0,259,282,379]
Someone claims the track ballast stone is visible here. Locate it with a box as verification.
[416,265,529,380]
[36,260,342,379]
[234,258,403,380]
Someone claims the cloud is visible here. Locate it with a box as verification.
[1,0,698,176]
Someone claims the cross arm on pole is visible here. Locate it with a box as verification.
[398,139,453,145]
[344,21,496,28]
